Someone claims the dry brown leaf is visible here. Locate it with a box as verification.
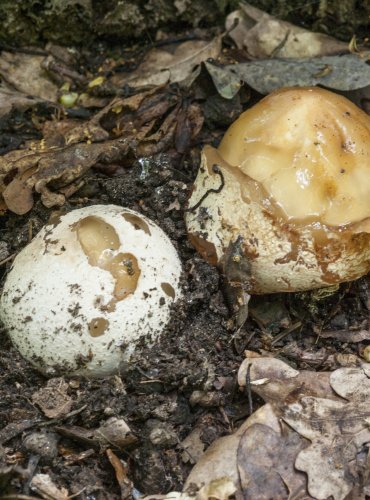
[238,355,335,403]
[183,356,370,499]
[281,340,360,370]
[185,403,311,498]
[237,422,310,499]
[64,88,161,146]
[181,428,205,464]
[55,418,137,451]
[0,138,129,214]
[185,403,280,492]
[111,37,222,89]
[320,329,370,342]
[30,473,69,500]
[106,448,133,499]
[144,478,236,500]
[226,4,348,59]
[239,355,370,499]
[283,365,370,500]
[32,378,72,419]
[96,417,138,450]
[0,84,44,119]
[0,51,58,101]
[0,83,201,214]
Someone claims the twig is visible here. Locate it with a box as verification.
[245,363,253,416]
[0,253,16,266]
[39,404,88,427]
[0,496,40,500]
[270,321,302,346]
[106,449,133,499]
[24,455,40,495]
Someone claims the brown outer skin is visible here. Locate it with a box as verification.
[185,147,370,294]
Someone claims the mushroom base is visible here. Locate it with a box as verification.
[185,147,370,294]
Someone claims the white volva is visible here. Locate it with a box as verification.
[186,87,370,293]
[1,205,182,376]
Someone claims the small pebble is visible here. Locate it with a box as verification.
[147,420,177,447]
[23,431,59,462]
[189,390,225,408]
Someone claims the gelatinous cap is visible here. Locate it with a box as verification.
[218,87,370,227]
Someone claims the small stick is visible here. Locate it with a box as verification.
[0,253,16,266]
[245,363,253,416]
[270,321,302,346]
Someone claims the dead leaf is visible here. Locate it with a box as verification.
[196,477,236,500]
[239,356,370,499]
[237,423,310,499]
[283,366,370,500]
[0,84,44,119]
[32,378,73,419]
[0,419,38,445]
[185,356,370,499]
[320,329,370,342]
[96,417,138,450]
[205,53,370,97]
[2,178,35,215]
[0,51,58,101]
[30,473,69,500]
[0,138,129,214]
[238,355,335,404]
[55,418,137,451]
[111,37,222,89]
[226,4,348,59]
[144,479,236,500]
[181,428,205,464]
[204,61,242,99]
[64,86,177,148]
[281,340,360,370]
[0,82,204,214]
[185,403,280,493]
[106,448,133,499]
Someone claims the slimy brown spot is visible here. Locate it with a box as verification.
[75,216,141,305]
[89,317,109,337]
[122,212,151,235]
[161,282,176,299]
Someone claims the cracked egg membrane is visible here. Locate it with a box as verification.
[0,205,182,377]
[186,87,370,293]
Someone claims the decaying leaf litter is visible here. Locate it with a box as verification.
[0,3,369,499]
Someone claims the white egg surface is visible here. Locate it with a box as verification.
[0,205,182,377]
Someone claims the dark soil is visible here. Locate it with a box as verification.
[0,43,369,500]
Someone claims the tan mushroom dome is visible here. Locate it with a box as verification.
[218,87,370,227]
[185,87,370,293]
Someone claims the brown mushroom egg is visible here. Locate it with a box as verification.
[0,205,182,377]
[186,87,370,293]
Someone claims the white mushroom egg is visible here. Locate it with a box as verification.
[186,87,370,293]
[0,204,182,377]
